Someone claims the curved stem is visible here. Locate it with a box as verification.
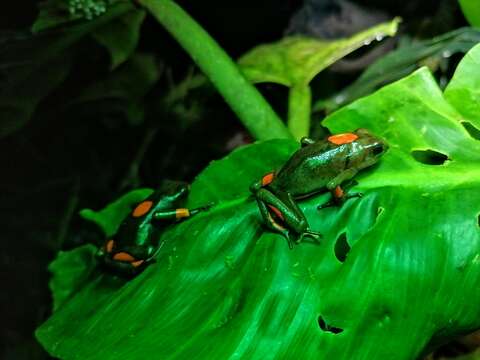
[138,0,292,141]
[288,85,312,140]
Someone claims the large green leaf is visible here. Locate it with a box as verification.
[237,18,400,87]
[36,45,480,359]
[313,27,480,113]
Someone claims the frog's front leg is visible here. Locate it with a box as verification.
[318,168,362,209]
[153,203,214,222]
[252,186,321,246]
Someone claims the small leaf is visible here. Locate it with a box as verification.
[79,188,152,236]
[459,0,480,27]
[92,8,146,69]
[238,18,400,87]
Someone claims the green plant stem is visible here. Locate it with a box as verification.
[288,85,312,140]
[138,0,292,141]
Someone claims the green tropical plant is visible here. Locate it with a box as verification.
[36,40,480,360]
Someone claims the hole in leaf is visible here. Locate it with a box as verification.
[411,150,448,165]
[318,316,344,334]
[334,233,350,263]
[462,121,480,140]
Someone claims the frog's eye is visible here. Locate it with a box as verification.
[132,200,154,217]
[105,239,115,253]
[372,143,385,156]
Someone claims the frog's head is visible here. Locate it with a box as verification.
[352,128,389,169]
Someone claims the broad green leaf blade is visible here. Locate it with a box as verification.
[313,27,480,113]
[79,188,153,237]
[459,0,480,27]
[92,9,146,69]
[238,18,400,87]
[37,46,480,359]
[445,42,480,130]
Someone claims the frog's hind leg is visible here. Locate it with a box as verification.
[254,189,321,246]
[254,197,294,247]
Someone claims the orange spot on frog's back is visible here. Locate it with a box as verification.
[132,200,154,217]
[327,133,358,145]
[113,252,136,263]
[261,172,275,186]
[105,239,115,253]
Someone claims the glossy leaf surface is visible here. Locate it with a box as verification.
[237,18,400,87]
[36,45,480,359]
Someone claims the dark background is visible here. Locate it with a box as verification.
[0,0,469,358]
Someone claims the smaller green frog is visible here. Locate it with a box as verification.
[250,128,388,247]
[98,180,212,276]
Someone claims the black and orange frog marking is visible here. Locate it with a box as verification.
[98,181,214,277]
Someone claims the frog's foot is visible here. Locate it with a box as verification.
[276,229,295,249]
[293,230,322,246]
[190,202,216,216]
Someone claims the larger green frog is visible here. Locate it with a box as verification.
[250,128,388,247]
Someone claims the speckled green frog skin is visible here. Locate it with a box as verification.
[250,128,388,247]
[98,180,212,276]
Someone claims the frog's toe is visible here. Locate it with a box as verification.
[296,230,322,245]
[346,191,363,199]
[317,200,335,210]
